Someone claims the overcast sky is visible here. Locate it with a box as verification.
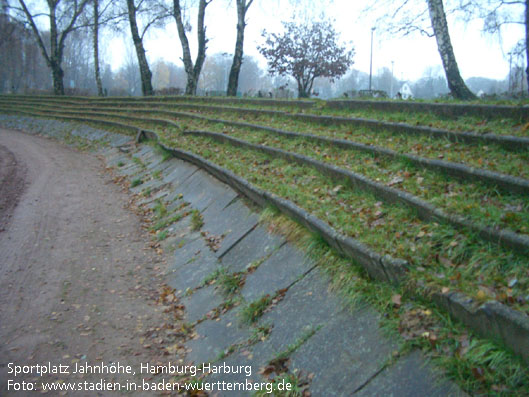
[106,0,525,82]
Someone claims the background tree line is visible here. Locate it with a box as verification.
[0,0,527,99]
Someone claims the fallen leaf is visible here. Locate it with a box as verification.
[476,290,487,301]
[471,367,486,383]
[332,185,343,194]
[391,294,402,308]
[438,256,453,267]
[388,176,404,186]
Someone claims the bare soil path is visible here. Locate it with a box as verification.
[0,129,180,395]
[0,141,26,233]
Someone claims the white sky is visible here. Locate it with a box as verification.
[107,0,526,82]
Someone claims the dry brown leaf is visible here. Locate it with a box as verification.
[391,294,402,308]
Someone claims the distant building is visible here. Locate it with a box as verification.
[399,83,414,99]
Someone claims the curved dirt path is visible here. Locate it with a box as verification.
[0,142,26,233]
[0,129,181,395]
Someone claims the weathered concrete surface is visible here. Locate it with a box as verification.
[104,127,464,395]
[167,237,220,297]
[177,169,231,212]
[202,199,259,258]
[241,243,315,302]
[186,309,251,365]
[221,225,284,273]
[289,306,396,395]
[251,269,354,355]
[181,285,224,324]
[354,351,465,396]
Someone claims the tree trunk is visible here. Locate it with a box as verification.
[173,0,208,96]
[227,0,252,96]
[18,0,89,96]
[192,0,207,94]
[297,80,309,98]
[427,0,475,100]
[49,4,65,95]
[525,0,529,95]
[126,0,153,96]
[93,0,104,96]
[50,58,65,95]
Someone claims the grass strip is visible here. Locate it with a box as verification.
[4,95,528,139]
[72,99,528,147]
[175,117,529,234]
[185,128,529,254]
[8,101,529,195]
[159,105,529,180]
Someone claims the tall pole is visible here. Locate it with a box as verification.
[390,60,394,98]
[369,27,375,92]
[521,60,524,97]
[508,52,513,93]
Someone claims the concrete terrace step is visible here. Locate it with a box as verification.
[0,115,466,396]
[126,143,463,396]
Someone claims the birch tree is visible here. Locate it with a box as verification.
[366,0,475,100]
[226,0,254,96]
[93,0,103,95]
[427,0,475,99]
[16,0,90,95]
[84,0,121,96]
[172,0,212,95]
[125,0,169,96]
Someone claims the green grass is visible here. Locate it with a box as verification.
[153,199,168,219]
[203,267,244,297]
[156,131,529,312]
[25,99,529,169]
[240,295,273,324]
[151,212,184,231]
[156,230,168,241]
[274,326,319,362]
[130,178,142,187]
[24,103,529,234]
[217,269,244,296]
[202,268,223,286]
[171,115,529,234]
[165,106,529,177]
[53,101,523,180]
[154,143,173,161]
[16,101,529,183]
[250,324,272,343]
[190,209,204,231]
[261,211,529,396]
[132,156,145,168]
